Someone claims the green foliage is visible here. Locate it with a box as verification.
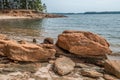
[0,0,47,12]
[33,0,43,12]
[20,0,26,9]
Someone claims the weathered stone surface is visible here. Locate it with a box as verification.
[81,69,103,78]
[34,64,53,80]
[5,41,56,61]
[0,34,7,40]
[0,34,57,62]
[83,77,96,80]
[104,60,120,78]
[0,41,7,56]
[103,74,118,80]
[0,40,13,56]
[75,63,89,68]
[0,34,9,56]
[54,56,75,75]
[97,77,105,80]
[56,30,112,57]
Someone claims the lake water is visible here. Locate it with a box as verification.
[0,14,120,53]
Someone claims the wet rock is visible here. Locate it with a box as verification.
[54,56,75,76]
[43,37,54,44]
[104,60,120,78]
[56,30,112,58]
[3,40,56,61]
[81,69,103,78]
[103,74,118,80]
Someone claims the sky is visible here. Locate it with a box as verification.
[42,0,120,13]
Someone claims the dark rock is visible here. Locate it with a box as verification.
[43,37,54,44]
[33,38,37,43]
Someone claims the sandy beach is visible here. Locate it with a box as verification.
[0,15,34,20]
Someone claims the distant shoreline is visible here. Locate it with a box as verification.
[84,11,120,14]
[52,11,120,15]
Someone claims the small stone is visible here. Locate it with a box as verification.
[54,56,75,76]
[97,77,105,80]
[18,40,26,44]
[43,37,54,44]
[81,69,103,78]
[75,63,89,68]
[103,74,118,80]
[49,60,55,64]
[33,38,37,43]
[83,77,96,80]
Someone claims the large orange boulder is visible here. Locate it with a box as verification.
[56,30,112,57]
[0,39,56,61]
[5,41,56,61]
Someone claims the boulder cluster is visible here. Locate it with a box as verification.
[0,30,119,80]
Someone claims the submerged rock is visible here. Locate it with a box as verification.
[54,56,75,76]
[56,30,112,58]
[104,60,120,78]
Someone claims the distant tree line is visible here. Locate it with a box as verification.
[0,0,47,12]
[84,11,120,14]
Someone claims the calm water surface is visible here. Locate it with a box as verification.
[0,14,120,53]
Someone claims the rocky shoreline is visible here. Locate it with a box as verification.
[0,10,66,20]
[0,30,119,80]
